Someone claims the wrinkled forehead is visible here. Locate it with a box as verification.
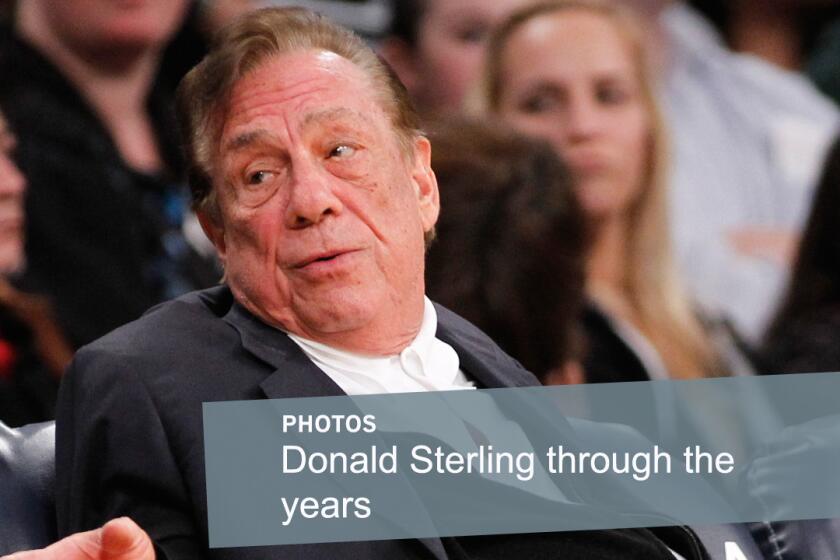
[220,50,391,141]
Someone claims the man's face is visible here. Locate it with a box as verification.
[203,51,439,353]
[412,0,534,111]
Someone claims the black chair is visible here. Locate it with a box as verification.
[0,421,57,555]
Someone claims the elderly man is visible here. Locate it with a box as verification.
[54,8,699,560]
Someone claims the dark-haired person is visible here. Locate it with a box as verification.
[426,117,586,384]
[0,110,73,427]
[0,0,217,348]
[379,0,532,114]
[689,0,840,71]
[763,136,840,374]
[419,117,775,560]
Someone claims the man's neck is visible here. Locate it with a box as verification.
[243,293,428,358]
[316,324,424,357]
[292,297,433,358]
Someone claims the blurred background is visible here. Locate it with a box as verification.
[2,0,840,426]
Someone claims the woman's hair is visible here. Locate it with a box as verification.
[425,118,586,380]
[472,0,721,379]
[766,136,840,342]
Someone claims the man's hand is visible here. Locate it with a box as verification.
[0,518,154,560]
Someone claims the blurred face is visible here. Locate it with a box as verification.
[0,114,26,275]
[413,0,533,111]
[204,51,439,353]
[497,11,651,222]
[618,0,673,18]
[41,0,189,54]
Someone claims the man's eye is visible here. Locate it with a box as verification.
[329,145,356,159]
[247,170,273,185]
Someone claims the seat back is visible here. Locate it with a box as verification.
[0,421,57,555]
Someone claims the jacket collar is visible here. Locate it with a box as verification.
[222,298,345,399]
[222,294,449,560]
[223,295,530,398]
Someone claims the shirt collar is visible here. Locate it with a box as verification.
[286,297,463,390]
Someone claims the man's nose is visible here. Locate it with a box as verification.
[284,158,343,229]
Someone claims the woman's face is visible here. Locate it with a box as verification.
[413,0,534,111]
[497,11,651,222]
[43,0,190,57]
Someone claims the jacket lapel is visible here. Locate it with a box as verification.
[222,299,345,399]
[222,298,449,560]
[433,303,538,389]
[226,299,539,395]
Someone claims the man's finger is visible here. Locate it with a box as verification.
[0,526,100,560]
[0,517,154,560]
[100,518,155,560]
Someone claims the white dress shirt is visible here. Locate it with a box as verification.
[287,298,569,501]
[287,297,475,395]
[288,299,683,559]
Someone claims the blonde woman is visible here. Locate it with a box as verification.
[472,0,750,382]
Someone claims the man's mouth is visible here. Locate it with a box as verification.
[295,249,357,269]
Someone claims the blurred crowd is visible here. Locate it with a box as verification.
[2,0,840,426]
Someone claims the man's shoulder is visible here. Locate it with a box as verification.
[76,286,236,367]
[65,286,265,410]
[433,303,496,346]
[433,302,540,388]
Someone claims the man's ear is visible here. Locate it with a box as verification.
[197,209,227,262]
[411,136,440,233]
[378,38,421,98]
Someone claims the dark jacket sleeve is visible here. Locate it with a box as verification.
[55,347,205,559]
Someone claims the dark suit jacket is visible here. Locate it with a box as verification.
[55,286,698,560]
